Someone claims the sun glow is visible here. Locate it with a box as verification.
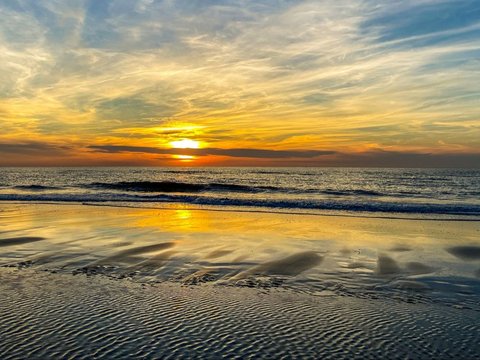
[170,139,200,149]
[173,154,195,160]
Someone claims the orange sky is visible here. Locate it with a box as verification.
[1,1,479,167]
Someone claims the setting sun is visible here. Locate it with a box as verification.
[170,139,200,149]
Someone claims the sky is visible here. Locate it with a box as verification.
[0,0,479,167]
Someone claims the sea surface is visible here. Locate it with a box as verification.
[1,167,479,216]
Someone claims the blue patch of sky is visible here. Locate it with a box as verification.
[1,0,23,12]
[78,0,299,50]
[27,2,79,45]
[363,1,480,44]
[0,2,72,49]
[82,0,119,48]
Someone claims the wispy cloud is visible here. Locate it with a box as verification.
[0,0,479,166]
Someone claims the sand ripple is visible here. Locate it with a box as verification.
[1,269,479,359]
[0,236,46,247]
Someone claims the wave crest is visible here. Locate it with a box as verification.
[1,192,479,216]
[86,181,278,193]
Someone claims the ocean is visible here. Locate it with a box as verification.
[1,167,479,216]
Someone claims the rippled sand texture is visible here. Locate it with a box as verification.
[1,269,479,359]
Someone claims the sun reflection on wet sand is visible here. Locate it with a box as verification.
[0,203,479,309]
[175,209,192,221]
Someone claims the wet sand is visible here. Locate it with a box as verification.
[1,268,479,359]
[0,202,480,358]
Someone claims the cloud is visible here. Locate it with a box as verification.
[0,0,479,163]
[0,141,70,155]
[88,145,335,158]
[332,149,480,168]
[89,145,480,167]
[1,142,477,167]
[95,96,178,123]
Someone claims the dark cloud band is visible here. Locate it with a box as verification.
[0,141,69,155]
[88,145,336,159]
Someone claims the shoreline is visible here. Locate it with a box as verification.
[2,200,480,222]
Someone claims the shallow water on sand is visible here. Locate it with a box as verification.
[1,203,479,311]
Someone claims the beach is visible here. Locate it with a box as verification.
[2,0,480,357]
[2,268,479,359]
[1,202,479,358]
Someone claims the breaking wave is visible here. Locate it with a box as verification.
[86,181,279,193]
[1,192,479,216]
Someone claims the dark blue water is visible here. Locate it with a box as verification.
[1,167,479,216]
